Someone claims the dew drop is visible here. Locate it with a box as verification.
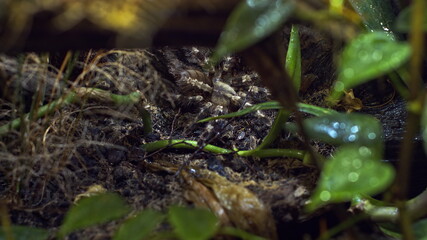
[247,0,256,7]
[328,130,338,138]
[343,69,355,79]
[350,126,359,133]
[332,122,339,129]
[237,131,246,140]
[358,50,371,61]
[348,172,359,182]
[348,134,357,142]
[352,159,362,169]
[320,191,331,202]
[372,51,383,61]
[368,132,377,140]
[334,81,345,91]
[358,146,372,156]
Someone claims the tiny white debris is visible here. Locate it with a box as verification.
[255,110,265,118]
[249,86,259,93]
[206,124,214,131]
[191,47,199,53]
[242,74,251,83]
[244,102,253,108]
[294,186,308,197]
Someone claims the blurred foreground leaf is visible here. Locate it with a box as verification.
[307,145,395,211]
[220,226,266,240]
[169,206,219,240]
[395,6,427,32]
[348,0,397,39]
[380,218,427,240]
[211,0,294,64]
[58,193,130,238]
[330,32,411,101]
[286,112,383,149]
[0,226,48,240]
[113,209,164,240]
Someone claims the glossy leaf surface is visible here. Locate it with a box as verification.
[58,193,130,238]
[330,32,411,101]
[113,209,164,240]
[307,145,395,211]
[348,0,398,39]
[395,6,427,32]
[285,25,301,92]
[287,112,383,148]
[169,206,219,240]
[0,226,48,240]
[211,0,294,64]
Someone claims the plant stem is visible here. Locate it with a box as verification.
[0,202,13,240]
[142,140,234,155]
[254,109,290,150]
[319,214,366,240]
[352,195,399,223]
[238,148,306,159]
[142,139,306,160]
[137,105,153,135]
[407,187,427,221]
[0,92,77,136]
[353,188,427,224]
[393,0,425,238]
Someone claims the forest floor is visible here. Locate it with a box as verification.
[0,27,408,239]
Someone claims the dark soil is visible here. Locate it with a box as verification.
[0,26,417,240]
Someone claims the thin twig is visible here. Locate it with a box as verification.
[393,0,425,239]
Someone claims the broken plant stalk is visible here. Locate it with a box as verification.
[0,88,150,136]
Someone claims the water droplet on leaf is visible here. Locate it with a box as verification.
[320,191,331,201]
[348,172,359,182]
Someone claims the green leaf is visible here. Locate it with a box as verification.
[286,112,383,149]
[380,218,427,240]
[255,109,289,150]
[0,226,49,240]
[330,32,411,101]
[113,209,164,240]
[395,6,427,32]
[220,226,266,240]
[169,206,219,240]
[285,25,302,92]
[58,193,130,238]
[307,145,395,211]
[413,219,427,240]
[348,0,398,39]
[211,0,294,64]
[198,101,337,123]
